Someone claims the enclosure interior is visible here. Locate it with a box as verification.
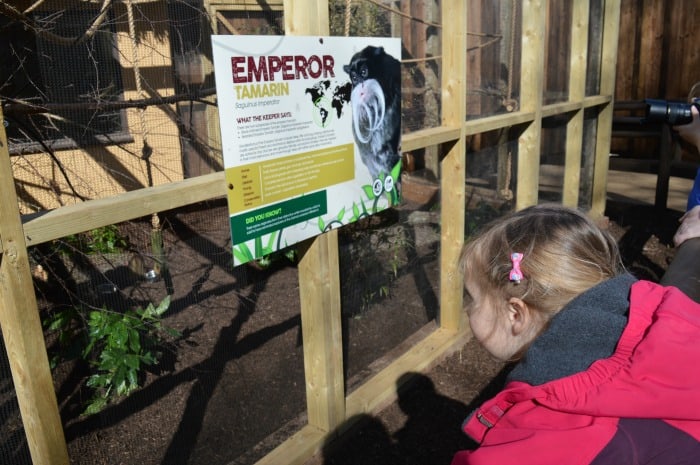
[0,1,622,465]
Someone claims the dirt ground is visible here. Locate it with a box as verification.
[17,195,682,465]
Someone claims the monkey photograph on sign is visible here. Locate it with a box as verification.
[343,46,401,182]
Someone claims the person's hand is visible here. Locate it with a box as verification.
[673,104,700,153]
[674,204,700,246]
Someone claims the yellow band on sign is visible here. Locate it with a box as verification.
[225,143,355,213]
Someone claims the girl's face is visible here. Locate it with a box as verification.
[463,278,532,361]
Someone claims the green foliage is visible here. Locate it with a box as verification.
[44,296,179,415]
[356,284,390,318]
[255,247,298,269]
[61,225,128,255]
[340,211,412,316]
[44,307,84,364]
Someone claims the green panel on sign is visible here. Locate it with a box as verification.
[230,191,328,243]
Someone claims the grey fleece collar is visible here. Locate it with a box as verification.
[506,273,638,386]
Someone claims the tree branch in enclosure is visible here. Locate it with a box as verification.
[6,113,88,201]
[363,0,442,28]
[0,0,113,45]
[2,88,218,116]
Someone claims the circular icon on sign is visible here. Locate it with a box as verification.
[384,176,394,193]
[372,178,383,196]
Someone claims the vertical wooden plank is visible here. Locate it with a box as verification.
[562,0,590,207]
[0,112,70,463]
[611,0,637,158]
[401,1,413,54]
[638,0,665,98]
[296,229,344,432]
[412,0,426,66]
[665,0,699,99]
[613,0,637,102]
[591,0,622,216]
[544,1,571,100]
[516,0,546,209]
[282,0,344,434]
[655,124,674,210]
[631,0,664,157]
[466,1,482,119]
[283,0,329,36]
[439,0,467,332]
[679,0,700,99]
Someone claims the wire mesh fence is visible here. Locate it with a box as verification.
[1,1,521,464]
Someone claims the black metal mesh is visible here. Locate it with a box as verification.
[3,2,520,465]
[0,329,33,465]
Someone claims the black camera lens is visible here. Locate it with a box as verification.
[644,99,694,125]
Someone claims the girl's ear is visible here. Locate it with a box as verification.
[506,297,532,336]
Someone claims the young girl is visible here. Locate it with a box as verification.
[452,204,700,465]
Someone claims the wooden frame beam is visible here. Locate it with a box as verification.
[516,0,546,209]
[438,0,468,332]
[591,0,622,216]
[0,109,69,465]
[562,0,591,207]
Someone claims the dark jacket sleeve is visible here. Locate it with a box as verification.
[590,418,700,465]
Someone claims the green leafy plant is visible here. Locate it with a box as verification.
[83,296,178,414]
[61,225,129,255]
[255,247,298,269]
[44,296,179,415]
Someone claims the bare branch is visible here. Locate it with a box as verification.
[3,88,218,116]
[24,0,47,15]
[0,0,113,45]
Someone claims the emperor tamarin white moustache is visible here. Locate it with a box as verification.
[343,46,401,180]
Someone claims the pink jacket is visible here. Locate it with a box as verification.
[452,280,700,465]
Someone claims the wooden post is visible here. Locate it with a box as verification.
[439,0,468,331]
[296,230,344,432]
[591,0,622,216]
[516,0,546,209]
[283,0,344,435]
[283,0,329,36]
[562,0,590,207]
[0,109,70,463]
[655,124,674,210]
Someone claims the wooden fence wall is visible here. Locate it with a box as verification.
[615,0,698,102]
[613,0,700,160]
[0,2,623,465]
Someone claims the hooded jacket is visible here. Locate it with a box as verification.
[451,275,700,465]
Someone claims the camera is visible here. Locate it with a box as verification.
[643,98,700,125]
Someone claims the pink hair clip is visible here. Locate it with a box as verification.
[509,252,524,283]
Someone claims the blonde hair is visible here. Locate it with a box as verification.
[459,204,625,319]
